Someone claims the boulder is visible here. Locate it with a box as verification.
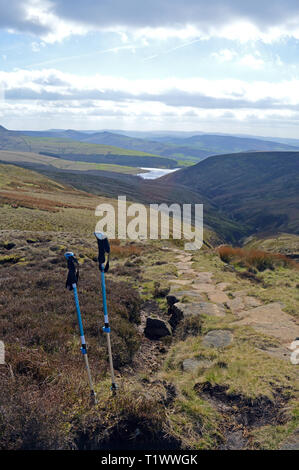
[168,301,225,327]
[166,294,179,307]
[169,302,200,328]
[144,317,172,340]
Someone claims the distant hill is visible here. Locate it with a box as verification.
[0,126,177,168]
[18,128,209,163]
[153,133,299,154]
[162,151,299,236]
[10,126,299,164]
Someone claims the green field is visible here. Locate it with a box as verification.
[0,150,146,175]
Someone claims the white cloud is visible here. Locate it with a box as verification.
[211,49,237,62]
[2,1,299,43]
[238,53,264,69]
[2,68,299,113]
[31,41,46,52]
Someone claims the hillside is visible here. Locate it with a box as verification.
[30,164,246,243]
[10,126,299,164]
[0,126,177,168]
[162,151,299,236]
[0,150,146,175]
[0,163,298,450]
[244,233,299,259]
[153,133,299,154]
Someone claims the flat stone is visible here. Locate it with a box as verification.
[208,291,230,304]
[197,301,226,317]
[231,290,247,298]
[182,357,214,372]
[257,346,293,362]
[243,296,262,308]
[172,302,200,317]
[176,255,192,263]
[178,269,195,276]
[169,279,192,286]
[191,282,216,293]
[234,303,299,344]
[227,297,245,315]
[202,330,233,349]
[194,272,214,283]
[176,262,192,270]
[216,282,231,291]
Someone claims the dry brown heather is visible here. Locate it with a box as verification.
[218,245,297,272]
[0,233,148,449]
[0,163,100,213]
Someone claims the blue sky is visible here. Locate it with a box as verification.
[1,1,299,137]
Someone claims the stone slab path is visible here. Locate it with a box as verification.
[167,248,299,359]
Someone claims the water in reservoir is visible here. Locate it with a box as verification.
[138,167,180,180]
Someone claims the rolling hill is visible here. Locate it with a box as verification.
[0,126,178,168]
[153,133,299,154]
[162,151,299,236]
[9,126,299,164]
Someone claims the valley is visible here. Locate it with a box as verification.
[0,127,298,451]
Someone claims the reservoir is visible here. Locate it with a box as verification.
[138,167,180,180]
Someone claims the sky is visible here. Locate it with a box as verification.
[1,1,299,137]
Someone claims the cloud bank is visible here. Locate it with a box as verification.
[2,67,299,132]
[1,0,299,42]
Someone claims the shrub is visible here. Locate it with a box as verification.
[0,239,143,449]
[218,246,296,272]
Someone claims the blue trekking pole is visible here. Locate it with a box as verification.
[65,252,97,404]
[94,232,117,393]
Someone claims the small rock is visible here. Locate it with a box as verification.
[280,428,299,450]
[144,317,172,340]
[1,241,16,250]
[224,430,247,450]
[26,238,38,244]
[202,330,233,348]
[166,294,179,307]
[182,357,213,372]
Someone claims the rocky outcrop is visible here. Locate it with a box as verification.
[168,302,200,329]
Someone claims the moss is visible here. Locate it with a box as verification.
[0,253,22,265]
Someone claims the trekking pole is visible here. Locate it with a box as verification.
[64,252,97,404]
[94,232,117,393]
